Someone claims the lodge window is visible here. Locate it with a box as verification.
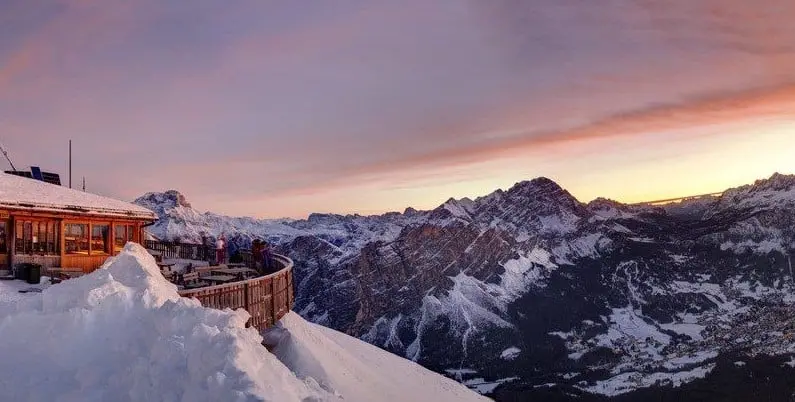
[91,224,110,255]
[0,221,6,254]
[14,220,59,255]
[114,224,135,253]
[65,223,89,255]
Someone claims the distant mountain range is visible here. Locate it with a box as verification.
[135,173,795,400]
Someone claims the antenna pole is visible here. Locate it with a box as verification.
[69,140,72,188]
[82,176,85,192]
[0,143,16,171]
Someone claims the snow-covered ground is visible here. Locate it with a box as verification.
[0,243,487,402]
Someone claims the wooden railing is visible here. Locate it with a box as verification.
[177,254,294,331]
[143,239,213,261]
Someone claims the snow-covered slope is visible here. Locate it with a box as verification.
[264,313,488,402]
[0,243,487,402]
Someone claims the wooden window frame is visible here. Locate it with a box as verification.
[89,222,111,256]
[14,218,60,256]
[63,222,90,256]
[113,223,137,254]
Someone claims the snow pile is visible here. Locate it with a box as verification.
[264,314,489,402]
[0,243,486,402]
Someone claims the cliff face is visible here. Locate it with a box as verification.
[137,173,795,399]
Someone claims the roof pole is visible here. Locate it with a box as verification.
[69,140,72,189]
[0,143,16,171]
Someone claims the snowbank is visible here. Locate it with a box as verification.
[264,313,490,402]
[0,243,485,402]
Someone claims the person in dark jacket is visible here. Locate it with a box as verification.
[262,241,274,272]
[251,239,263,272]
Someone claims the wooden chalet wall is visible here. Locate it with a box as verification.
[0,208,151,273]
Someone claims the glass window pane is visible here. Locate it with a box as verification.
[65,224,89,255]
[114,225,126,253]
[127,225,135,242]
[32,222,41,253]
[91,224,110,255]
[12,220,59,255]
[23,222,32,254]
[0,221,6,254]
[48,222,59,255]
[15,221,22,254]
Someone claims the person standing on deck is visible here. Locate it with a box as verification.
[216,235,226,265]
[251,239,263,272]
[262,241,274,272]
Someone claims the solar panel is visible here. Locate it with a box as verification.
[5,168,62,185]
[30,166,44,181]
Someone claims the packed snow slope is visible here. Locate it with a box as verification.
[0,243,487,402]
[138,173,795,401]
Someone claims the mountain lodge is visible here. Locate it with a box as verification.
[0,171,157,273]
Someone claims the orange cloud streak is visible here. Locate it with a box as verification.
[270,83,795,197]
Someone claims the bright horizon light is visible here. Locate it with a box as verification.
[2,1,795,218]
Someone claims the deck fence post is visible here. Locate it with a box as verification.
[271,276,277,325]
[243,283,249,311]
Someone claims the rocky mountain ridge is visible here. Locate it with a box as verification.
[135,173,795,400]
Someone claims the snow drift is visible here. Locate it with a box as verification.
[0,243,486,402]
[263,314,487,401]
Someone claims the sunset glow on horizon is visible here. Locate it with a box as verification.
[2,1,795,218]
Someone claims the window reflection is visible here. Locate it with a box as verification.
[0,221,6,254]
[65,224,89,255]
[91,224,110,255]
[14,220,59,255]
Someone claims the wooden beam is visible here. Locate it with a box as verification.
[60,220,65,260]
[8,215,14,270]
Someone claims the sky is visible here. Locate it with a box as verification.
[1,0,795,218]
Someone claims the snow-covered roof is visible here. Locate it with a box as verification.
[0,172,156,220]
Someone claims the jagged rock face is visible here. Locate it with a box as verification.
[135,190,192,211]
[137,173,795,400]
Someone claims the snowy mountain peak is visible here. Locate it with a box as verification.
[135,190,192,210]
[587,197,626,211]
[586,197,635,219]
[720,173,795,198]
[506,177,578,205]
[404,207,419,216]
[509,177,562,192]
[710,173,795,214]
[497,177,587,223]
[748,172,795,193]
[439,197,475,219]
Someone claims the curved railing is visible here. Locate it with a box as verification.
[177,254,294,331]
